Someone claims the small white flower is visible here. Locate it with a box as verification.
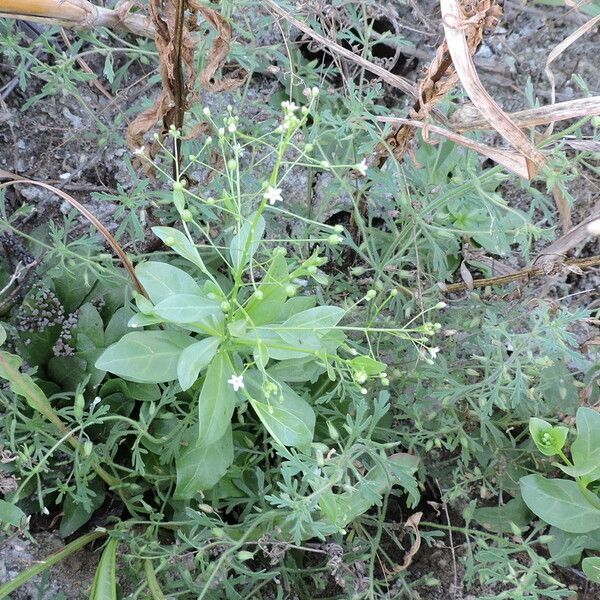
[436,301,447,309]
[228,122,237,133]
[234,143,245,157]
[91,396,102,408]
[429,347,440,360]
[588,219,600,236]
[203,106,211,116]
[264,186,283,205]
[228,374,245,392]
[42,506,49,515]
[218,127,225,137]
[133,146,145,156]
[360,387,368,395]
[354,158,368,176]
[281,100,299,113]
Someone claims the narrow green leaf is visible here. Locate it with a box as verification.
[245,253,289,326]
[246,373,315,447]
[520,474,600,533]
[96,331,192,383]
[89,538,118,600]
[175,427,234,498]
[177,337,220,391]
[230,215,265,270]
[152,226,208,273]
[135,261,202,304]
[197,352,237,445]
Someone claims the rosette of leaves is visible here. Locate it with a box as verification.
[96,215,402,509]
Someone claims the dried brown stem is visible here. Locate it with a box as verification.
[0,179,147,296]
[440,255,600,293]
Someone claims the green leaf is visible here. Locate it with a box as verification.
[135,261,202,304]
[175,427,234,498]
[472,496,533,534]
[282,305,345,331]
[565,407,600,483]
[0,499,26,529]
[267,357,325,383]
[230,214,265,271]
[245,254,289,326]
[104,306,134,346]
[520,474,600,533]
[152,227,209,273]
[350,356,387,376]
[96,331,192,383]
[547,526,600,567]
[177,337,221,391]
[153,294,222,327]
[277,306,345,350]
[318,454,418,530]
[246,373,315,447]
[89,538,118,600]
[76,303,105,348]
[583,557,600,583]
[59,486,105,537]
[529,417,568,457]
[197,352,237,446]
[277,296,316,321]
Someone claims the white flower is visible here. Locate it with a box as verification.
[281,100,299,113]
[202,107,211,116]
[264,186,283,205]
[228,122,237,133]
[133,146,145,156]
[429,347,440,360]
[354,158,368,176]
[227,374,245,392]
[588,219,600,236]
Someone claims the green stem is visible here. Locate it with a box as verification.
[0,531,106,599]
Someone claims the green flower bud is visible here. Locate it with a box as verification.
[181,209,193,222]
[220,301,231,313]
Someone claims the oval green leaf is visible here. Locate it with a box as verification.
[96,331,192,383]
[177,337,221,391]
[520,474,600,534]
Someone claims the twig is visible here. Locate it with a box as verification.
[439,255,600,293]
[0,178,147,296]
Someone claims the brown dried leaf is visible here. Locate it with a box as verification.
[460,260,475,291]
[376,116,531,178]
[440,0,545,179]
[189,1,247,92]
[553,186,572,234]
[453,96,600,132]
[534,201,600,270]
[384,512,422,575]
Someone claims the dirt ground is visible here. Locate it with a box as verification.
[0,0,599,598]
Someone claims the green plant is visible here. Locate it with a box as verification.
[519,408,600,583]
